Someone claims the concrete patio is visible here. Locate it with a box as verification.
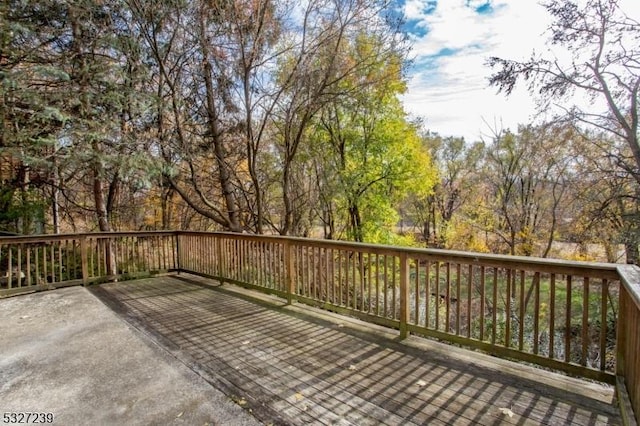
[0,284,260,425]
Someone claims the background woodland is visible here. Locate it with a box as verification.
[1,0,639,263]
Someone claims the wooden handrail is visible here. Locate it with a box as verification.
[616,265,640,425]
[0,232,179,294]
[178,231,620,279]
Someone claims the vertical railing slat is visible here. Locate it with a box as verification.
[600,279,608,372]
[582,277,590,367]
[492,268,498,345]
[549,273,556,360]
[565,275,573,364]
[477,265,483,341]
[519,270,525,351]
[533,272,540,355]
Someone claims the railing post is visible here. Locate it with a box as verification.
[399,252,410,339]
[175,233,181,273]
[285,240,295,305]
[105,237,115,277]
[616,265,640,425]
[616,285,627,378]
[80,236,89,286]
[216,235,223,279]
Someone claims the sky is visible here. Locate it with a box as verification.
[398,0,640,142]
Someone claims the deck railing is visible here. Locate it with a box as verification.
[0,232,177,296]
[1,230,638,423]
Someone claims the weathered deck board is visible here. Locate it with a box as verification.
[92,275,621,425]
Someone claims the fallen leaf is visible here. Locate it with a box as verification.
[294,392,304,401]
[416,380,427,387]
[237,398,247,406]
[498,407,514,418]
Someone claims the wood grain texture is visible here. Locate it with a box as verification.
[93,276,621,426]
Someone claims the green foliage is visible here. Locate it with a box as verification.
[310,44,436,242]
[0,186,46,234]
[308,27,433,240]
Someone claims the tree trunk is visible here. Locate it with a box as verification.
[161,187,175,230]
[92,164,111,233]
[349,202,363,243]
[92,162,116,276]
[624,240,639,265]
[51,181,60,234]
[281,159,293,235]
[199,9,242,233]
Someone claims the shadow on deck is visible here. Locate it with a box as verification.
[92,275,621,426]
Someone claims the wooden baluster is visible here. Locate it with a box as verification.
[43,242,49,285]
[285,240,294,304]
[383,255,389,316]
[352,250,357,310]
[81,237,88,286]
[565,275,573,363]
[470,265,475,339]
[57,241,62,282]
[375,253,380,316]
[549,273,556,359]
[17,244,22,288]
[26,245,31,287]
[455,263,461,335]
[365,252,371,314]
[480,266,486,342]
[533,272,540,355]
[435,262,440,331]
[425,261,431,329]
[505,269,512,347]
[35,245,40,285]
[399,252,409,339]
[360,251,366,312]
[50,243,55,283]
[492,268,498,345]
[414,258,420,326]
[582,277,590,367]
[600,279,608,371]
[519,270,525,351]
[445,262,451,333]
[8,245,13,289]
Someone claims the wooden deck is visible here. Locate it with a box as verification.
[91,275,622,425]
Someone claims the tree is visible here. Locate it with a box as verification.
[271,0,407,236]
[480,125,572,257]
[0,0,70,234]
[488,0,640,261]
[409,134,483,248]
[1,0,158,236]
[568,130,636,262]
[489,0,639,173]
[299,27,435,244]
[313,88,434,243]
[129,0,249,232]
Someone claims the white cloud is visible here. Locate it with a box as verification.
[402,0,640,141]
[403,0,433,20]
[400,1,561,141]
